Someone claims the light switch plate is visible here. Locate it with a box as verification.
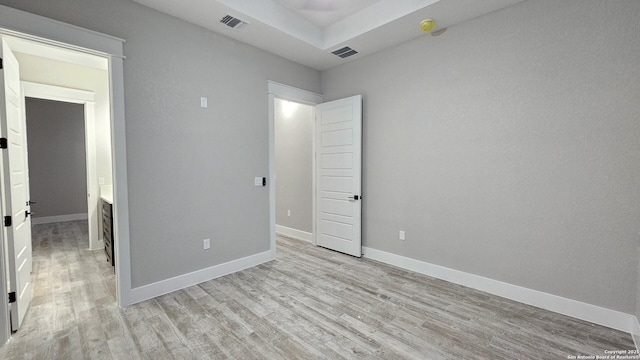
[200,97,208,108]
[203,239,210,250]
[399,231,405,241]
[254,177,262,186]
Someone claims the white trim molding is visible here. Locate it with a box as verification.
[362,246,639,335]
[276,224,312,242]
[31,213,88,225]
[22,81,94,103]
[633,317,640,352]
[267,81,323,105]
[128,250,274,305]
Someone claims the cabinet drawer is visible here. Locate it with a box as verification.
[104,234,114,266]
[104,244,112,263]
[102,201,112,219]
[103,212,112,223]
[103,218,112,237]
[101,199,115,268]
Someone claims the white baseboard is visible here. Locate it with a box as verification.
[31,213,88,225]
[633,317,640,351]
[362,246,638,335]
[128,250,275,306]
[276,224,312,242]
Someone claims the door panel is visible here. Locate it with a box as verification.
[0,38,32,331]
[315,95,362,257]
[20,88,32,275]
[321,128,353,147]
[321,176,353,193]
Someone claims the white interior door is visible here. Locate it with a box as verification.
[314,95,362,257]
[20,84,32,275]
[0,38,33,331]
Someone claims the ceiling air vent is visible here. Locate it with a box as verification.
[220,14,248,30]
[331,46,358,59]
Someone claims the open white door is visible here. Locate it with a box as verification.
[0,38,33,331]
[20,84,32,276]
[315,95,362,257]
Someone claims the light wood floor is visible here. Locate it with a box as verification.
[0,220,634,359]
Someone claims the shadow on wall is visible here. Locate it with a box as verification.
[274,98,313,235]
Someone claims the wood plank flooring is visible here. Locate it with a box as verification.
[0,220,634,359]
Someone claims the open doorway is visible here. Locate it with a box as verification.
[274,98,314,242]
[24,98,89,227]
[0,7,128,343]
[267,81,323,257]
[16,46,112,254]
[267,81,363,259]
[0,40,115,334]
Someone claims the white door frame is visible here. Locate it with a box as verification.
[0,4,130,346]
[267,81,323,256]
[22,81,101,251]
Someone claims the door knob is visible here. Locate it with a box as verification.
[25,211,33,217]
[348,195,360,201]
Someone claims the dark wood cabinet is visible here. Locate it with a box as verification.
[102,199,114,268]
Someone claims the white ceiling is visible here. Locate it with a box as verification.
[270,0,384,27]
[131,0,525,71]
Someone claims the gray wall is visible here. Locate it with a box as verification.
[637,243,640,321]
[25,98,87,218]
[0,0,321,287]
[275,99,313,233]
[321,0,640,314]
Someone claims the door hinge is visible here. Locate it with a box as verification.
[0,138,7,149]
[8,292,16,303]
[0,58,3,70]
[4,216,11,227]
